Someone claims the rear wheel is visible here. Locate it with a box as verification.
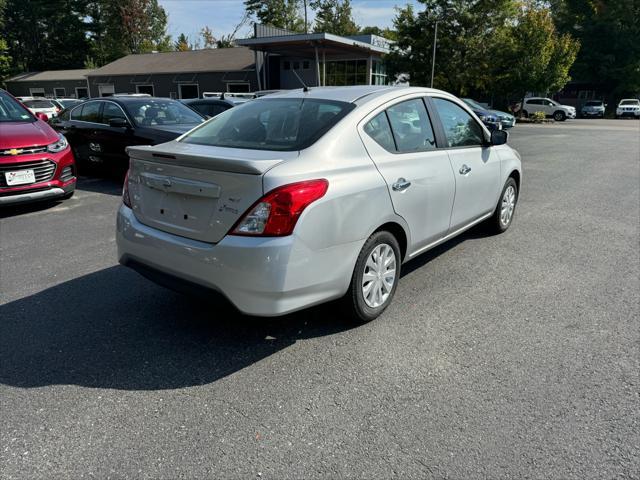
[344,231,401,323]
[553,110,566,121]
[488,177,518,234]
[521,110,529,119]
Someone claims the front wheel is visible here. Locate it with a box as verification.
[553,110,566,121]
[344,231,401,323]
[488,178,518,234]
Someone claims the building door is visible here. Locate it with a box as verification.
[179,84,199,99]
[98,84,115,97]
[268,55,280,89]
[75,87,88,99]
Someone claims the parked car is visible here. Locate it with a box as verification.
[17,97,59,119]
[458,98,502,130]
[462,98,515,129]
[117,86,522,322]
[522,97,576,121]
[52,98,83,111]
[181,98,235,118]
[615,99,640,119]
[50,96,205,172]
[580,100,606,118]
[0,89,75,206]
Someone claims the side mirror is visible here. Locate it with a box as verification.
[109,117,129,128]
[490,129,508,146]
[35,112,49,122]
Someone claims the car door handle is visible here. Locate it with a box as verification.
[459,164,472,175]
[392,178,411,192]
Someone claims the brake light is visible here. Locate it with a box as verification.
[122,170,132,208]
[230,179,328,237]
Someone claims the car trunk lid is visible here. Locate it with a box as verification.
[127,142,296,243]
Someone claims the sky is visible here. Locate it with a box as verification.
[158,0,421,44]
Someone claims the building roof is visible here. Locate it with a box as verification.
[6,69,95,82]
[89,47,256,77]
[236,32,391,56]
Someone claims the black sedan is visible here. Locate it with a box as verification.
[180,98,235,118]
[50,96,205,173]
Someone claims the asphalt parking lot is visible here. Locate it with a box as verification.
[1,119,639,479]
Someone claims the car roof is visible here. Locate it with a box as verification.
[257,85,452,105]
[181,98,234,105]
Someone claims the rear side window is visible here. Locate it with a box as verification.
[364,112,395,152]
[386,99,436,152]
[181,98,355,151]
[102,102,127,123]
[79,102,103,123]
[432,98,485,148]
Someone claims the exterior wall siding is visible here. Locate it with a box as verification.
[87,71,258,98]
[5,79,90,98]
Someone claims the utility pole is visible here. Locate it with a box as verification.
[430,20,438,88]
[303,0,308,33]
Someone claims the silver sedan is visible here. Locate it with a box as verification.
[116,86,522,322]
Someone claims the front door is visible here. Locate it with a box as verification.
[359,97,456,252]
[431,97,502,230]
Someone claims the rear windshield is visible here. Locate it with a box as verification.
[124,99,204,127]
[0,91,35,123]
[180,98,355,151]
[24,100,55,108]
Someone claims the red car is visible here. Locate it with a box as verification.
[0,89,75,206]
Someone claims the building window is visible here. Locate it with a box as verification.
[136,85,155,96]
[303,61,310,70]
[75,87,88,99]
[322,59,369,86]
[283,61,291,70]
[29,88,45,97]
[179,83,199,99]
[226,83,251,93]
[293,61,300,70]
[54,88,66,98]
[98,84,115,97]
[372,60,387,85]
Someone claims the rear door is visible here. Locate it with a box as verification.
[94,101,138,169]
[430,96,501,231]
[359,97,455,251]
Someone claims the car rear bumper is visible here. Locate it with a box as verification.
[116,205,361,316]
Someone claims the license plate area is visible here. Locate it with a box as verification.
[5,169,36,186]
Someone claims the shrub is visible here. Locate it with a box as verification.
[532,111,546,122]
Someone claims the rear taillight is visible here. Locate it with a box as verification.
[122,170,132,208]
[230,179,328,237]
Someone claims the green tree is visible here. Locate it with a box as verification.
[491,6,579,110]
[174,33,192,52]
[120,0,169,54]
[358,26,397,41]
[551,0,640,98]
[2,0,90,71]
[244,0,305,32]
[386,0,519,95]
[0,0,11,80]
[311,0,359,36]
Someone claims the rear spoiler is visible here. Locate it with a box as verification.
[126,144,286,175]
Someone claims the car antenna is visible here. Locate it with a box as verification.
[292,69,310,92]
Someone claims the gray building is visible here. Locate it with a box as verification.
[237,25,391,90]
[86,47,258,98]
[4,27,392,100]
[4,69,93,98]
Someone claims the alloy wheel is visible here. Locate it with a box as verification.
[500,185,516,227]
[361,243,397,308]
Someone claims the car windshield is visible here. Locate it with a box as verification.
[124,99,204,127]
[0,91,35,123]
[585,101,602,106]
[620,100,639,105]
[180,98,356,151]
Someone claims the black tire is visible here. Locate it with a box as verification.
[521,110,529,119]
[343,231,401,323]
[488,177,518,234]
[553,110,566,121]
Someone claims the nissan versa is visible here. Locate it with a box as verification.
[0,89,75,206]
[117,86,522,322]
